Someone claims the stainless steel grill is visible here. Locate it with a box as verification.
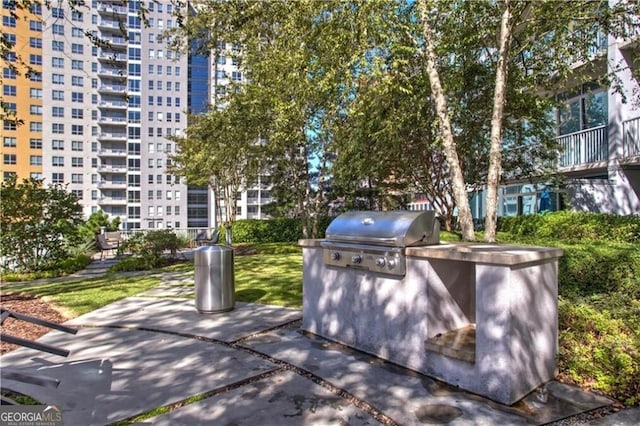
[322,210,440,277]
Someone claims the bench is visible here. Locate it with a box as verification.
[97,231,123,260]
[194,229,220,246]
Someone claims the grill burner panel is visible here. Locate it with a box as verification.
[322,210,440,277]
[321,241,405,276]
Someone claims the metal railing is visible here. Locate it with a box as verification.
[622,116,640,159]
[557,125,608,168]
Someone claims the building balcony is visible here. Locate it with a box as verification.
[98,67,126,78]
[98,148,127,158]
[98,99,127,110]
[97,3,127,16]
[102,35,127,49]
[98,197,127,206]
[98,52,127,63]
[623,116,640,160]
[98,84,126,95]
[98,115,127,125]
[557,125,608,170]
[98,165,127,173]
[97,132,127,141]
[98,181,127,189]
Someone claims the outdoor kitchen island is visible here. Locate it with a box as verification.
[299,215,563,406]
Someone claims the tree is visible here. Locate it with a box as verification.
[416,0,640,242]
[170,89,265,225]
[0,176,84,272]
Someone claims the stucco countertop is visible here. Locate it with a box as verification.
[298,239,563,266]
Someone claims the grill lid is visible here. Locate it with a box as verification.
[325,210,440,247]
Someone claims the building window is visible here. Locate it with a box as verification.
[2,68,17,80]
[52,123,64,134]
[3,137,17,147]
[30,88,43,99]
[72,59,83,70]
[52,173,64,184]
[71,174,83,183]
[30,155,42,165]
[52,139,64,150]
[29,20,42,31]
[72,141,83,151]
[30,138,42,149]
[52,73,64,84]
[52,57,64,68]
[71,10,83,22]
[71,157,83,167]
[71,108,83,119]
[29,121,42,132]
[557,82,608,136]
[30,105,43,115]
[3,154,17,165]
[28,71,42,82]
[71,92,84,102]
[52,7,64,18]
[52,23,64,34]
[29,37,42,48]
[3,15,16,27]
[3,85,16,96]
[52,90,64,101]
[72,76,84,86]
[29,54,42,65]
[71,124,84,135]
[52,156,64,167]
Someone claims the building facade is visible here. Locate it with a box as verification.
[470,16,640,220]
[1,0,271,231]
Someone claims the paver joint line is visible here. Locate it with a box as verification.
[75,323,400,426]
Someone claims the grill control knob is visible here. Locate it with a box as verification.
[375,257,386,267]
[351,254,362,264]
[387,258,397,269]
[331,252,341,261]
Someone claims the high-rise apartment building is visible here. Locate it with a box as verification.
[2,1,272,230]
[1,1,44,182]
[1,1,190,230]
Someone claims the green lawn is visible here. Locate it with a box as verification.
[1,246,303,317]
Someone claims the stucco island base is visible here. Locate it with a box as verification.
[299,240,563,406]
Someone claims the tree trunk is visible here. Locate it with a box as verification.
[418,0,475,241]
[484,1,514,243]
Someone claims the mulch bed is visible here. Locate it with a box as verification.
[0,294,69,355]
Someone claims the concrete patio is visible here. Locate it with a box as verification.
[1,274,628,426]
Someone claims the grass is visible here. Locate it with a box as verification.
[2,240,637,406]
[0,243,302,317]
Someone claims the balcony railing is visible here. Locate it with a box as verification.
[557,125,608,168]
[622,116,640,159]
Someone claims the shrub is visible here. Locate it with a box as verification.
[230,217,332,243]
[558,299,639,406]
[118,229,184,268]
[498,211,640,243]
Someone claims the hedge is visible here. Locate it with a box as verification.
[229,217,332,243]
[497,211,640,243]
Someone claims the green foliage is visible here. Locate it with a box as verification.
[230,218,332,243]
[78,211,121,240]
[559,299,639,406]
[1,254,92,282]
[498,211,640,243]
[0,176,84,272]
[118,229,184,268]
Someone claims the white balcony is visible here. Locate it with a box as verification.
[98,181,127,189]
[98,165,127,173]
[98,149,127,158]
[97,132,127,141]
[557,125,608,169]
[623,116,640,160]
[98,197,127,205]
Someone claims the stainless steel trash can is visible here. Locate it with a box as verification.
[194,245,235,313]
